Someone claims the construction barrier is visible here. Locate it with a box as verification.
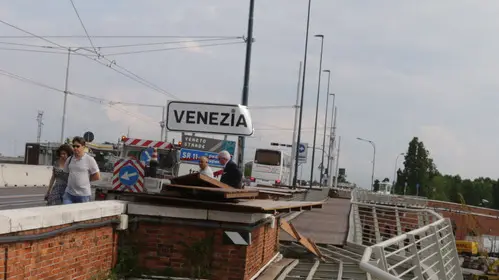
[0,164,52,187]
[0,164,112,187]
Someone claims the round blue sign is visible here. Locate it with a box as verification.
[119,164,139,186]
[299,144,305,153]
[140,147,154,163]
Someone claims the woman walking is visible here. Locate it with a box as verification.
[45,144,73,205]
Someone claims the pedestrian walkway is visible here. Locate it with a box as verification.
[280,197,350,245]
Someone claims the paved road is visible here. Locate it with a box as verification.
[0,187,48,210]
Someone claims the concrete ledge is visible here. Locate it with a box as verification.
[128,203,272,224]
[0,201,127,234]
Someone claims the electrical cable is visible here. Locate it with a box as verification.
[0,19,178,99]
[0,68,157,123]
[0,219,120,243]
[0,38,243,50]
[68,0,99,55]
[0,35,241,39]
[104,40,244,56]
[0,46,96,56]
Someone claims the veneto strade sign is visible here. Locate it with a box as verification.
[166,101,254,136]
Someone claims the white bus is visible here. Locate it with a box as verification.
[250,148,291,186]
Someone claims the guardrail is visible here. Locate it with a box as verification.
[349,188,463,280]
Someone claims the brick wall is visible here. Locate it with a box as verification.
[129,218,279,280]
[0,217,118,280]
[244,221,279,279]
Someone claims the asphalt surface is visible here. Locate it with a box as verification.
[0,186,48,210]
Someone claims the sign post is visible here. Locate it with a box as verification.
[298,143,308,164]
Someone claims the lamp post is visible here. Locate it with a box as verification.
[292,0,313,187]
[393,153,404,193]
[237,0,256,170]
[320,69,332,187]
[310,34,324,188]
[357,137,376,190]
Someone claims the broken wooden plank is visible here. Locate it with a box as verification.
[170,173,233,189]
[166,184,259,199]
[279,220,323,259]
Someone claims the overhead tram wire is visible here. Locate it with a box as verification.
[0,19,180,100]
[0,35,242,39]
[68,0,98,55]
[103,41,244,56]
[0,38,244,50]
[0,68,157,124]
[0,41,244,58]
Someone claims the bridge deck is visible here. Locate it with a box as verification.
[280,198,351,245]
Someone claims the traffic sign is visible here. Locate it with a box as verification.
[140,147,154,164]
[83,131,94,142]
[298,142,308,163]
[166,101,254,136]
[112,159,145,192]
[180,148,223,167]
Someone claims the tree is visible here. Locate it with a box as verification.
[395,137,437,197]
[492,180,499,210]
[373,179,380,192]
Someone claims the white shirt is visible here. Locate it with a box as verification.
[64,153,99,196]
[200,166,214,178]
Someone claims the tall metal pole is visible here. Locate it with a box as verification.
[334,136,341,188]
[319,70,331,187]
[237,0,255,170]
[292,0,313,188]
[327,103,336,187]
[310,34,324,187]
[357,137,376,190]
[160,105,166,140]
[60,48,72,143]
[289,61,303,185]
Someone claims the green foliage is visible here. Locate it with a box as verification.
[373,179,380,192]
[244,163,252,177]
[179,235,214,279]
[396,137,498,209]
[395,137,437,197]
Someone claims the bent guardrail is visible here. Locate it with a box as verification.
[349,188,463,280]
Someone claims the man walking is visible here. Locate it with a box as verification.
[217,150,242,188]
[63,136,101,204]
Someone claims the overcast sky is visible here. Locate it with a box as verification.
[1,1,499,188]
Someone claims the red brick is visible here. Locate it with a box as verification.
[0,217,118,280]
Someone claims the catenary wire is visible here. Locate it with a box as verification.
[0,19,179,100]
[0,68,156,123]
[104,41,244,56]
[68,0,99,55]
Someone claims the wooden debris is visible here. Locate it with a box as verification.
[280,220,323,259]
[166,184,259,199]
[170,173,232,189]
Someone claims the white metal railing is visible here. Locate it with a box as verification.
[349,188,463,280]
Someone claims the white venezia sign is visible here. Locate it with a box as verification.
[166,101,254,136]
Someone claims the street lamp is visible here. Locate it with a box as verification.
[393,153,404,188]
[320,69,332,187]
[293,0,313,188]
[356,137,376,190]
[310,34,324,188]
[237,0,256,170]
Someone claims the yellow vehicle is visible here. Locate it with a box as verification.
[457,240,479,256]
[472,275,499,280]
